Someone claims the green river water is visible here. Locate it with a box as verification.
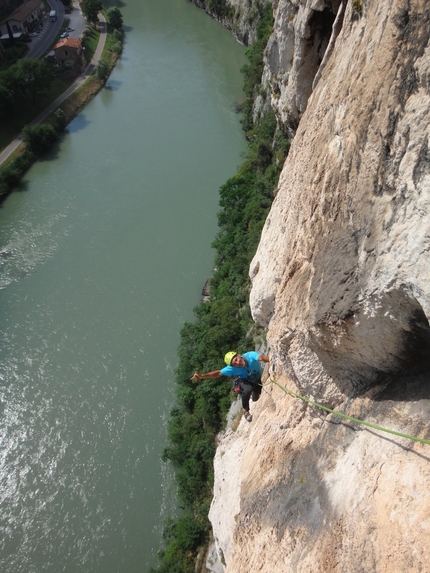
[0,1,246,571]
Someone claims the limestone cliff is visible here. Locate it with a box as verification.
[209,0,430,571]
[258,0,344,135]
[189,0,273,45]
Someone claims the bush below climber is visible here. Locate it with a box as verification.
[190,351,269,422]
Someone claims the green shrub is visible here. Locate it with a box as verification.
[22,124,58,154]
[0,164,22,189]
[113,28,124,42]
[206,0,229,19]
[107,6,123,29]
[151,5,290,572]
[240,4,274,135]
[55,108,67,131]
[352,0,362,13]
[110,41,122,55]
[94,58,110,81]
[0,149,34,198]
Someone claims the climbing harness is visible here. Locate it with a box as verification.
[266,377,430,446]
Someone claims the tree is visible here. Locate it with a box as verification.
[110,42,122,55]
[22,124,58,154]
[113,28,124,42]
[81,0,103,25]
[4,59,54,105]
[94,58,110,81]
[107,7,123,30]
[55,108,67,131]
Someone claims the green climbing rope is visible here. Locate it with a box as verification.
[268,377,430,446]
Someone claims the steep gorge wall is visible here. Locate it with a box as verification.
[250,0,430,403]
[188,0,273,44]
[259,0,343,135]
[209,0,430,571]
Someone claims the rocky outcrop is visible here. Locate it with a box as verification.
[189,0,273,45]
[201,278,211,302]
[210,0,430,571]
[250,0,430,401]
[211,372,430,573]
[258,0,344,135]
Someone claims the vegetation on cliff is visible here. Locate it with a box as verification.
[150,5,289,573]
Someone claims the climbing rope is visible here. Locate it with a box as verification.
[266,377,430,446]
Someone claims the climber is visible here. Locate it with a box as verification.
[191,351,269,422]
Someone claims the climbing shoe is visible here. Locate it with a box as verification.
[244,412,252,422]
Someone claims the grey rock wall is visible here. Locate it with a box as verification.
[250,0,430,402]
[259,0,342,135]
[210,1,430,571]
[188,0,273,45]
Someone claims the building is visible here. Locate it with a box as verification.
[53,37,84,68]
[0,0,45,37]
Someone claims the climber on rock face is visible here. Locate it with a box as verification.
[191,351,269,422]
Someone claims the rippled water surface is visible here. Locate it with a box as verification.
[0,1,246,570]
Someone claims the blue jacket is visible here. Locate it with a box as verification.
[220,351,262,383]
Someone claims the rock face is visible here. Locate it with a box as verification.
[258,0,343,135]
[189,0,273,45]
[210,0,430,571]
[250,0,430,401]
[211,375,430,573]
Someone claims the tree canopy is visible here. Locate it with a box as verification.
[81,0,103,25]
[0,58,54,115]
[22,124,58,154]
[94,58,110,81]
[152,7,290,572]
[107,7,123,29]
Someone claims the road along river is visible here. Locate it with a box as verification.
[0,1,246,571]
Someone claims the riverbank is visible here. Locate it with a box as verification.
[150,5,292,573]
[0,1,248,569]
[0,13,121,200]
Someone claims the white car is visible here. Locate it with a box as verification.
[60,32,69,38]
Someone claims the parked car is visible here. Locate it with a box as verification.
[29,32,38,37]
[60,32,69,38]
[65,27,74,32]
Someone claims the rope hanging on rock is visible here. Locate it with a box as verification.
[267,377,430,446]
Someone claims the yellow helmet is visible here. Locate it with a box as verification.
[224,351,237,366]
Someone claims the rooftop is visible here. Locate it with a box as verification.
[54,37,82,50]
[0,0,44,24]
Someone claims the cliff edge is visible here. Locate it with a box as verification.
[210,0,430,571]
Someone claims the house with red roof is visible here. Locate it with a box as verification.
[53,37,85,68]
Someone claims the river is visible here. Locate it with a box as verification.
[0,1,246,571]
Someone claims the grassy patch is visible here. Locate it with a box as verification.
[55,76,103,124]
[82,25,100,64]
[101,17,124,60]
[104,22,116,52]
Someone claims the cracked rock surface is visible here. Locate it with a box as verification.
[210,1,430,571]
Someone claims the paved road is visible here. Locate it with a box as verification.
[26,0,66,59]
[0,13,107,166]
